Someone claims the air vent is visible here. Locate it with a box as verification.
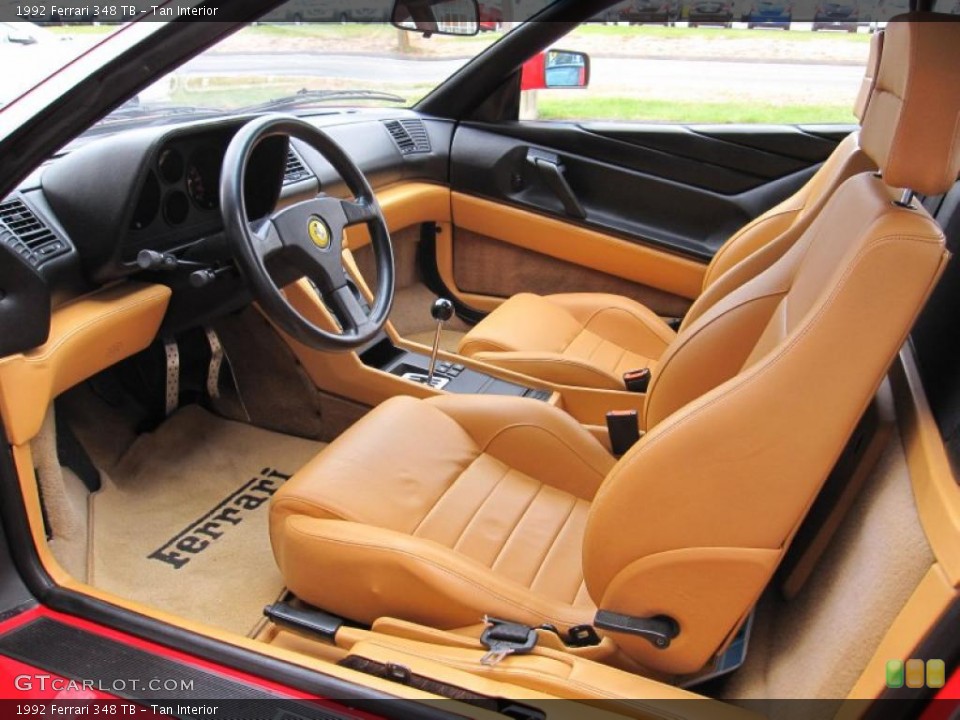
[0,197,67,267]
[283,148,314,185]
[383,119,431,155]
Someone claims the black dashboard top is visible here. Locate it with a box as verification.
[0,109,453,355]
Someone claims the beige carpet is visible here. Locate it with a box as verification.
[406,329,466,354]
[722,421,933,710]
[90,405,324,637]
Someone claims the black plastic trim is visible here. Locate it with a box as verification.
[416,223,485,325]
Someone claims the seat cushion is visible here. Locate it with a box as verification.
[270,394,614,629]
[458,293,675,390]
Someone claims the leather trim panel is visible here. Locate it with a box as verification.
[0,282,171,445]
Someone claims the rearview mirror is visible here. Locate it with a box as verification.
[5,31,37,46]
[545,50,590,89]
[521,49,591,91]
[391,0,480,37]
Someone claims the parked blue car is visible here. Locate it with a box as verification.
[745,0,792,28]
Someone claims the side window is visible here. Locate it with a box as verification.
[522,19,872,125]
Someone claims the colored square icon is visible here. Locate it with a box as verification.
[886,659,904,688]
[926,659,946,689]
[906,659,925,688]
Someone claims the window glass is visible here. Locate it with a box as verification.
[527,21,872,124]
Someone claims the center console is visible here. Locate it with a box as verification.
[358,335,552,401]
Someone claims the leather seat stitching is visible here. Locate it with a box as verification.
[287,523,590,626]
[706,208,802,286]
[489,482,544,573]
[620,232,943,501]
[489,356,621,385]
[353,641,624,699]
[460,338,512,355]
[451,462,514,553]
[518,493,579,590]
[273,497,355,523]
[646,289,788,423]
[411,453,485,537]
[476,423,609,484]
[529,499,581,594]
[579,306,673,346]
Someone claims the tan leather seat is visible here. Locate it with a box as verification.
[457,32,885,390]
[271,16,954,676]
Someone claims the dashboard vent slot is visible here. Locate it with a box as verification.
[383,119,431,155]
[283,148,314,185]
[0,197,67,266]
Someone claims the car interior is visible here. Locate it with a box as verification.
[0,3,959,717]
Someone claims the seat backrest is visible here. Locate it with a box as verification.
[681,30,884,329]
[582,15,956,676]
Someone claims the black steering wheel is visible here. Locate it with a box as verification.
[220,114,394,351]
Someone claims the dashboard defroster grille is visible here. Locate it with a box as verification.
[383,119,431,155]
[283,147,314,185]
[0,197,68,266]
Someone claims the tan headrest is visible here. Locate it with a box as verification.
[853,30,883,122]
[860,14,960,196]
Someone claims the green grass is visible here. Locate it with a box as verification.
[537,96,857,124]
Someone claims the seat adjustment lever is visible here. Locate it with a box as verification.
[594,610,679,649]
[264,602,344,643]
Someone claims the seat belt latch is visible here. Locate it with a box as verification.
[623,367,651,393]
[480,616,538,666]
[606,410,640,456]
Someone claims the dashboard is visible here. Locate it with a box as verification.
[0,109,453,356]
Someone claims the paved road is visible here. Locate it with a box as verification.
[179,52,864,101]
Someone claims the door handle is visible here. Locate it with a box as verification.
[526,148,587,220]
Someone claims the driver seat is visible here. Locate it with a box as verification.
[269,16,956,675]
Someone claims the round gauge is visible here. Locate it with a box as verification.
[186,147,221,211]
[130,171,160,230]
[164,191,190,226]
[157,148,184,184]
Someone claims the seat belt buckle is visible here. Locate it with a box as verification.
[606,410,640,457]
[623,368,651,393]
[479,616,538,666]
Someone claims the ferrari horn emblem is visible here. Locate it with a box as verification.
[307,216,331,250]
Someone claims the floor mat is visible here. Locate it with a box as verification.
[90,405,324,636]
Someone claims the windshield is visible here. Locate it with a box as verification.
[0,21,126,108]
[0,1,562,129]
[91,1,548,132]
[139,22,498,113]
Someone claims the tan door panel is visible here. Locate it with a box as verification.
[448,193,705,315]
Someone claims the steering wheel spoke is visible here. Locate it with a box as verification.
[221,115,394,352]
[323,284,375,336]
[250,217,285,260]
[340,198,378,227]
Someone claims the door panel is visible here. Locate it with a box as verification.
[447,120,852,314]
[452,229,693,319]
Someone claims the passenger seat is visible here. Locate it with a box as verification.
[457,32,884,390]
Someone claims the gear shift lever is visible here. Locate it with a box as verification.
[427,298,454,384]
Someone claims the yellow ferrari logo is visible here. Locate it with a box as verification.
[307,216,331,250]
